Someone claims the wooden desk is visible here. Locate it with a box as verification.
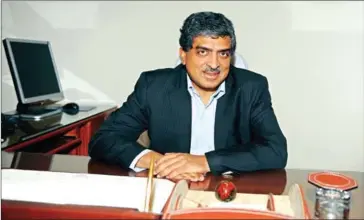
[2,152,363,219]
[1,104,117,156]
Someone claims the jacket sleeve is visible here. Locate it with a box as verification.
[88,72,150,169]
[205,77,288,174]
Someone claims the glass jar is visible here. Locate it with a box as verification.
[315,188,351,219]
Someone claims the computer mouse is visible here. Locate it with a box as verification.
[62,102,79,115]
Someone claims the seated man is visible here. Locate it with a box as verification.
[89,11,287,181]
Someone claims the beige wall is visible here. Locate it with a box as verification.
[2,1,363,172]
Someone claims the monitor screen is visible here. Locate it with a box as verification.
[3,38,64,104]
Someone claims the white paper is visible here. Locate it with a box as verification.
[2,169,175,214]
[208,202,267,211]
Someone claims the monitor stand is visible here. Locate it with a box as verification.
[16,102,63,121]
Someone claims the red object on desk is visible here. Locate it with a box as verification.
[308,172,358,191]
[215,180,237,202]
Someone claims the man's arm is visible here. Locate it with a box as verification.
[88,72,158,169]
[205,77,288,175]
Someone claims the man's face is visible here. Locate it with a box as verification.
[180,35,232,92]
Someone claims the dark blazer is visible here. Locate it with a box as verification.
[89,64,287,175]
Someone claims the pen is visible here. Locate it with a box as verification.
[144,156,155,212]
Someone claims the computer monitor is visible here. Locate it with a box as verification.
[2,38,64,117]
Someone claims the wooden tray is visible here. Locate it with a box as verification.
[162,181,311,219]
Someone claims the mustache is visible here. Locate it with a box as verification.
[203,66,221,73]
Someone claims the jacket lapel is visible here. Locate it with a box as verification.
[215,69,235,150]
[167,65,192,153]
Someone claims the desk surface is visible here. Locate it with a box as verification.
[2,152,363,219]
[2,104,116,149]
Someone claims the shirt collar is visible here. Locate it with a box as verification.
[186,74,226,97]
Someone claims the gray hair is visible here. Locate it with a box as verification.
[179,11,236,54]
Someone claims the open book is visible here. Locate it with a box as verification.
[2,169,311,218]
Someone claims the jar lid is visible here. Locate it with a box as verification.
[308,172,358,191]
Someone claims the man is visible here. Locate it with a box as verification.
[89,11,287,182]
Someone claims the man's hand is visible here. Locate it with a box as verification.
[189,175,212,190]
[170,172,205,182]
[134,170,204,182]
[135,151,163,169]
[135,170,204,182]
[154,153,210,179]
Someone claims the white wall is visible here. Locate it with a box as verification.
[2,1,363,172]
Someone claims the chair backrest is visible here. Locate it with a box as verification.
[175,53,248,69]
[231,53,249,69]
